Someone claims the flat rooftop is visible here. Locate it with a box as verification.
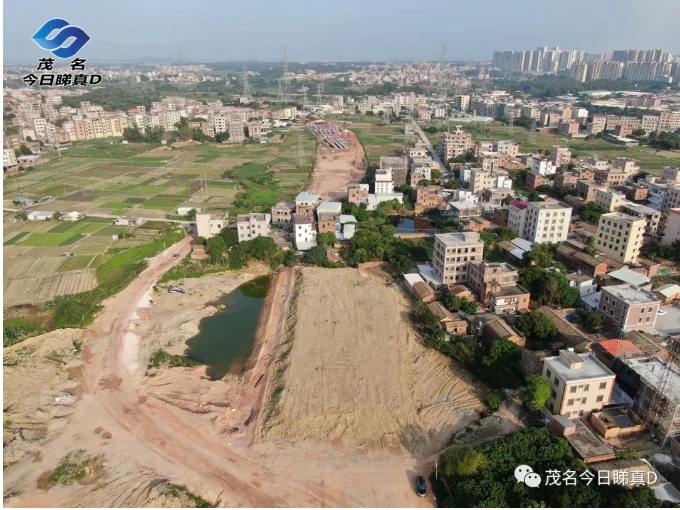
[434,232,481,246]
[530,201,571,210]
[292,213,313,224]
[601,211,646,223]
[544,352,615,382]
[608,268,650,287]
[623,356,680,402]
[601,283,660,305]
[237,213,268,222]
[565,419,616,463]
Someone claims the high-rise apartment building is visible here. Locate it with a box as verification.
[595,212,645,264]
[509,201,571,244]
[431,232,484,287]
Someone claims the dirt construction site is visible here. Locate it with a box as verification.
[3,245,485,507]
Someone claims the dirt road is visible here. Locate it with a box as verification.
[310,138,366,201]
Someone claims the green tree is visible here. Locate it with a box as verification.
[479,338,522,388]
[431,168,442,179]
[317,232,337,247]
[227,245,249,269]
[580,202,608,226]
[14,211,28,221]
[580,310,603,332]
[245,236,278,261]
[52,212,63,221]
[485,392,503,412]
[440,447,487,480]
[515,311,557,342]
[524,243,558,268]
[281,249,298,267]
[219,228,238,247]
[304,245,331,267]
[523,374,551,411]
[17,143,32,155]
[205,236,227,263]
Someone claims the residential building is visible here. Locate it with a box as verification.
[640,115,659,134]
[196,212,228,239]
[415,186,449,213]
[448,201,481,221]
[293,213,317,251]
[229,120,245,142]
[595,212,645,264]
[488,286,530,314]
[494,140,520,157]
[662,208,680,245]
[576,180,609,203]
[431,232,484,287]
[594,168,628,186]
[551,146,572,167]
[347,184,369,205]
[661,167,680,182]
[236,213,271,242]
[619,202,661,234]
[511,201,571,244]
[598,284,661,333]
[558,120,580,137]
[440,126,474,161]
[316,202,342,234]
[554,171,579,188]
[3,148,17,168]
[295,191,320,214]
[410,165,432,186]
[380,156,408,185]
[374,168,394,195]
[481,187,513,203]
[567,273,598,297]
[466,261,519,303]
[526,171,547,190]
[594,189,627,212]
[657,110,680,133]
[271,202,295,224]
[469,168,496,193]
[530,155,557,176]
[639,179,669,211]
[625,355,680,441]
[542,350,616,419]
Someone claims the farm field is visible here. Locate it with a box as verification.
[332,115,407,165]
[2,217,160,308]
[4,129,316,219]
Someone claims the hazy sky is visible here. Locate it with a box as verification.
[4,0,680,63]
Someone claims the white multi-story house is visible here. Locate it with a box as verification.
[293,213,318,251]
[511,201,571,244]
[236,213,271,242]
[196,212,229,239]
[530,155,557,176]
[3,149,18,168]
[374,168,394,195]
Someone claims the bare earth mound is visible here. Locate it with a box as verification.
[265,267,484,456]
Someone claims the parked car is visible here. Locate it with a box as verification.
[416,476,427,497]
[658,310,667,316]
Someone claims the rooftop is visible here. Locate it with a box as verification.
[596,339,644,358]
[296,191,320,202]
[434,232,481,246]
[608,268,650,287]
[624,356,680,402]
[449,200,481,210]
[237,213,268,222]
[600,211,646,224]
[292,213,313,224]
[491,284,529,297]
[565,418,616,463]
[530,200,571,210]
[654,284,680,297]
[567,273,594,284]
[316,201,342,214]
[601,283,660,305]
[545,351,615,382]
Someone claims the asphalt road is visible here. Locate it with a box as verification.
[410,121,447,172]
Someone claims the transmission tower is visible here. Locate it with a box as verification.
[528,119,537,145]
[508,116,515,135]
[242,65,252,100]
[316,82,323,105]
[435,41,448,98]
[280,46,293,102]
[300,86,309,106]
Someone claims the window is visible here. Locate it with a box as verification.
[551,390,557,399]
[584,385,590,391]
[554,377,559,386]
[599,382,607,390]
[546,369,552,379]
[567,399,574,406]
[570,386,577,394]
[596,395,604,402]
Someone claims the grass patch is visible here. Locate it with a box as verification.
[95,226,128,236]
[100,202,129,209]
[195,154,221,163]
[168,484,213,508]
[207,181,237,188]
[4,232,28,245]
[57,255,94,272]
[122,197,146,204]
[158,259,224,283]
[18,232,83,246]
[138,220,172,230]
[140,195,188,210]
[39,450,104,488]
[3,318,42,347]
[115,157,170,167]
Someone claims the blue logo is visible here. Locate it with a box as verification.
[32,19,90,59]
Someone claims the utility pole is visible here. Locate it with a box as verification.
[528,118,537,145]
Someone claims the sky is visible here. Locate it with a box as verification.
[4,0,680,63]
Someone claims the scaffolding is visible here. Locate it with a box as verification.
[626,338,680,447]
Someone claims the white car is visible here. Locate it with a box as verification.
[658,310,667,316]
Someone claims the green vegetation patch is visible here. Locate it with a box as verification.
[168,484,213,508]
[3,318,42,347]
[208,181,237,188]
[4,232,28,245]
[116,156,171,167]
[100,202,130,209]
[140,195,188,210]
[195,154,221,163]
[138,220,171,230]
[57,255,94,272]
[122,197,146,204]
[42,450,104,488]
[18,232,82,246]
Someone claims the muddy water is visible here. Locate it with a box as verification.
[387,215,435,233]
[185,275,271,379]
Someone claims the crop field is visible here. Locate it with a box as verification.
[344,116,406,165]
[5,130,316,217]
[2,217,165,309]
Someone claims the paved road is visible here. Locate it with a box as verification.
[410,121,447,173]
[3,207,188,225]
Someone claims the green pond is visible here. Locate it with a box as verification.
[185,275,270,380]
